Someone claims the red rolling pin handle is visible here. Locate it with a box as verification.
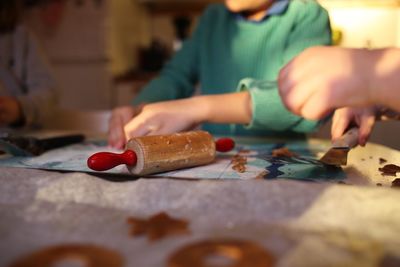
[87,150,137,171]
[215,138,235,152]
[87,137,234,171]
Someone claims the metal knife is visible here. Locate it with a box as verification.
[0,134,85,156]
[319,127,359,166]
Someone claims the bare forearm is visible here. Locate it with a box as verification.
[194,92,252,124]
[370,48,400,111]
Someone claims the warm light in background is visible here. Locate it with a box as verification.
[319,0,400,48]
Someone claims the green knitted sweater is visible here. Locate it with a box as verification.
[133,0,332,137]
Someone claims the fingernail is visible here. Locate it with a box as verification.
[360,138,366,146]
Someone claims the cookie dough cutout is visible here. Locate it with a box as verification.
[168,239,273,267]
[9,244,123,267]
[127,212,190,241]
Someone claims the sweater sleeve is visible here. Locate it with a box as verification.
[16,28,57,128]
[132,7,211,105]
[245,2,332,133]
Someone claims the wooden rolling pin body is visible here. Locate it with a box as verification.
[127,131,216,175]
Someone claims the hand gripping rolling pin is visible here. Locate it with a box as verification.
[87,131,235,175]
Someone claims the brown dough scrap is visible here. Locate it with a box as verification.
[391,178,400,188]
[379,158,387,164]
[271,147,297,158]
[168,239,274,267]
[256,170,269,179]
[231,154,247,164]
[127,212,190,241]
[231,154,247,173]
[232,164,246,173]
[378,164,400,176]
[9,244,123,267]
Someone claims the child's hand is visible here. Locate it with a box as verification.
[278,46,375,120]
[123,98,205,141]
[108,105,141,149]
[0,96,23,126]
[331,107,377,146]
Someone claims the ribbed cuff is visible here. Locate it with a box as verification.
[237,78,321,133]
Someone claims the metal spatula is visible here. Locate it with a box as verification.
[319,127,359,166]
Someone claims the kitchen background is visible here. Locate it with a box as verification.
[22,0,400,148]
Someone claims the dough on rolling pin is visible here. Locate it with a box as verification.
[127,131,216,175]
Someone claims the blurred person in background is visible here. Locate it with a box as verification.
[0,0,57,130]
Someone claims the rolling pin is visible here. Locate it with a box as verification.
[87,131,235,175]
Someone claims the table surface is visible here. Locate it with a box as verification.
[1,138,400,267]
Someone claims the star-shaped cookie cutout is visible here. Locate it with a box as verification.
[127,212,190,241]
